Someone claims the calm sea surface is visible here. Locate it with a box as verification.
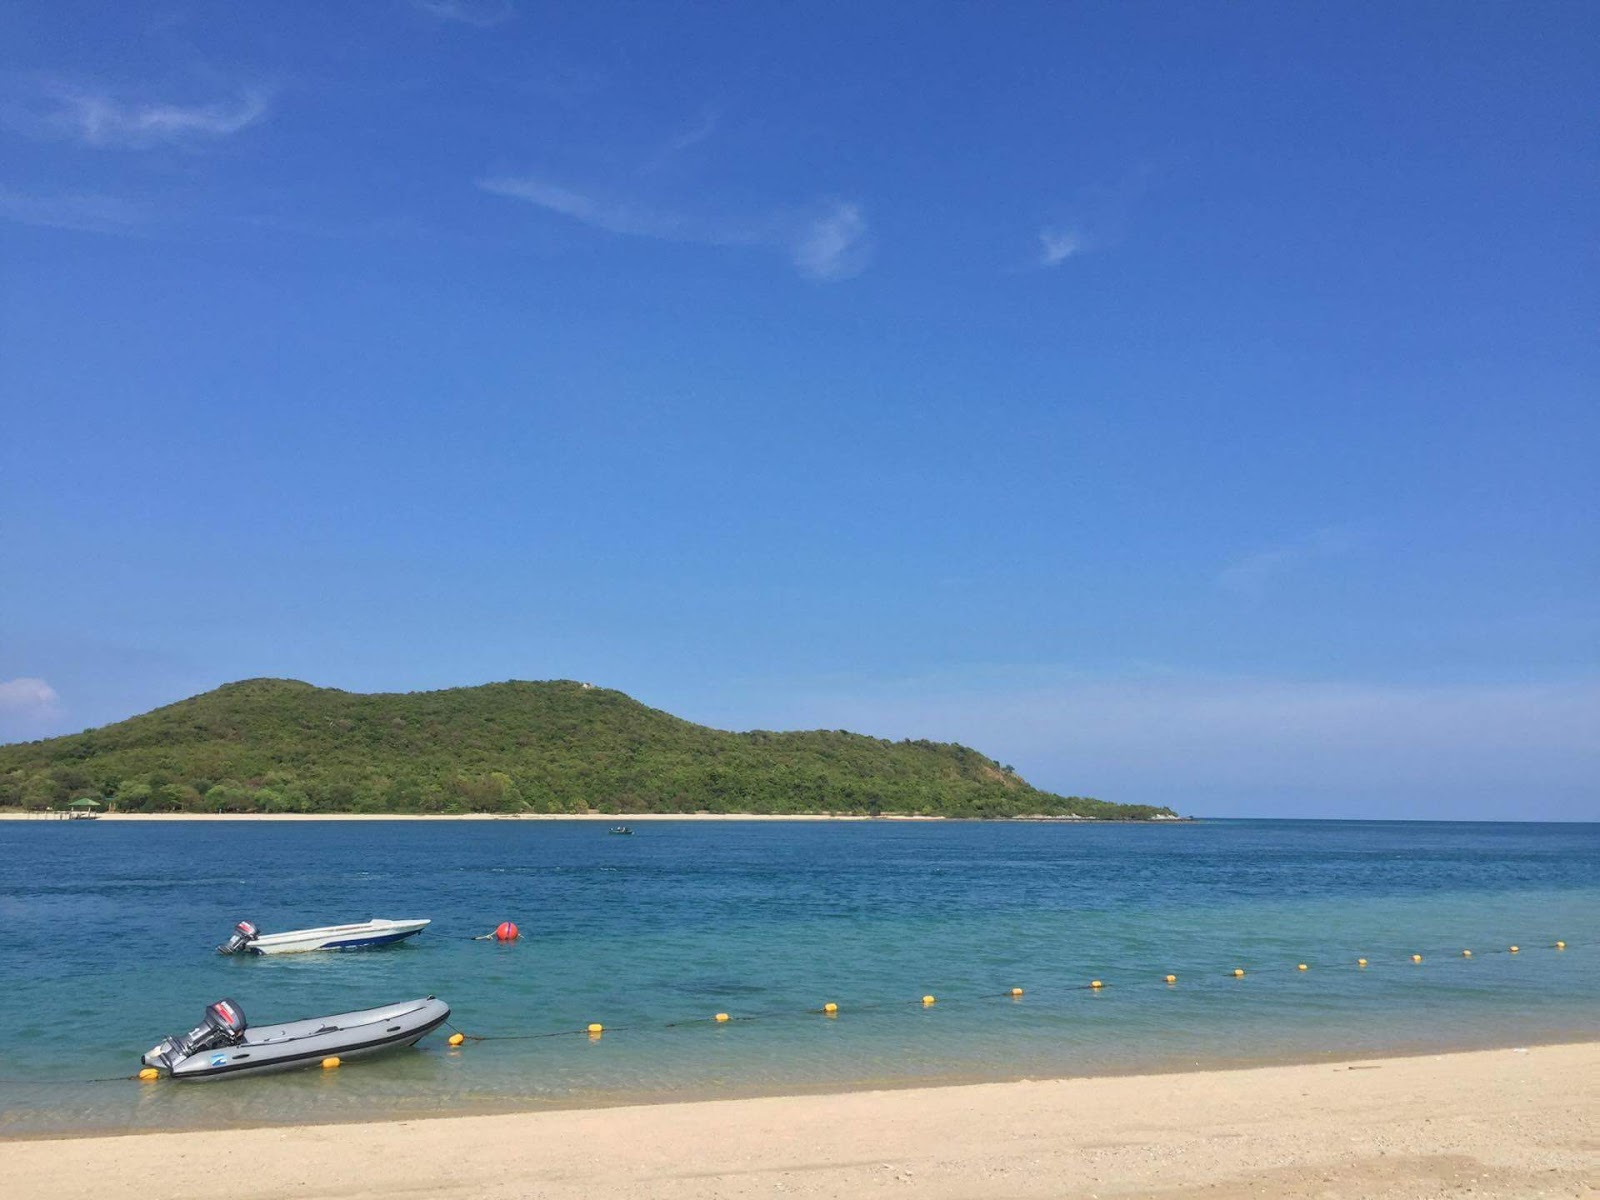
[1,818,1595,1135]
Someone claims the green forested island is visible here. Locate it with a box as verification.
[0,678,1176,820]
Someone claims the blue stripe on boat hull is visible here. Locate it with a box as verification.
[324,929,423,951]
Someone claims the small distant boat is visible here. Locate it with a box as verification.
[608,826,634,836]
[142,996,449,1081]
[218,918,430,955]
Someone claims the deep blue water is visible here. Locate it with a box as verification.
[0,817,1595,1135]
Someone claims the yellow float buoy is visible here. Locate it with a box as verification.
[1164,974,1177,984]
[1509,945,1519,953]
[921,994,936,1005]
[714,1012,730,1023]
[447,1032,465,1046]
[1357,958,1368,967]
[137,1067,159,1082]
[1297,963,1308,971]
[1462,950,1472,958]
[1089,979,1103,989]
[1411,954,1423,963]
[321,1057,341,1070]
[1009,987,1024,997]
[1556,941,1566,949]
[1232,968,1245,978]
[822,1002,838,1015]
[587,1023,604,1035]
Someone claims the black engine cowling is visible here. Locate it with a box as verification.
[218,921,259,955]
[202,998,247,1041]
[143,998,248,1071]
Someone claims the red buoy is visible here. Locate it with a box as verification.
[494,921,519,941]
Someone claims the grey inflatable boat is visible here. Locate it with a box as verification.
[141,996,450,1081]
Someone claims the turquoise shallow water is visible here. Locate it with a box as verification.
[0,817,1595,1135]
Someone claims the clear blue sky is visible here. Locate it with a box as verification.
[2,2,1595,818]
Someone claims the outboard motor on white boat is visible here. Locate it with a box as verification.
[143,999,247,1073]
[218,921,259,954]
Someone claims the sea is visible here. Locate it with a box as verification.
[0,817,1595,1136]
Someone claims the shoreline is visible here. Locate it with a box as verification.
[6,1042,1594,1198]
[0,811,941,822]
[11,1030,1595,1144]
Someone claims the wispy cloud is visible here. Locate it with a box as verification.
[8,82,270,149]
[0,186,151,233]
[479,175,870,282]
[1029,162,1166,270]
[793,202,871,281]
[1037,227,1083,268]
[0,677,63,738]
[477,176,743,244]
[640,109,721,175]
[1217,529,1357,598]
[410,0,515,27]
[662,109,718,157]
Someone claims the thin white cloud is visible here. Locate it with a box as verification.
[661,110,719,157]
[0,677,62,723]
[639,109,721,175]
[1038,227,1083,267]
[410,0,515,26]
[0,186,150,233]
[1217,529,1356,598]
[1026,163,1167,270]
[793,202,871,282]
[479,175,868,282]
[476,176,709,242]
[12,83,270,149]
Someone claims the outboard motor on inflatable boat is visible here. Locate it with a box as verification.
[142,999,248,1072]
[218,921,259,955]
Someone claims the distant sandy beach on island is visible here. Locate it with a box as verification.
[0,810,952,822]
[1,810,1188,822]
[8,1043,1594,1199]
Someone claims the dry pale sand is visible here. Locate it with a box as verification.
[8,1044,1597,1200]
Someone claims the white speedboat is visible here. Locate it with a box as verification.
[218,918,430,955]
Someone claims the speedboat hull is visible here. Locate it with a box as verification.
[229,919,430,955]
[144,997,450,1081]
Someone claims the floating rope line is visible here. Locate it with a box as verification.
[439,940,1589,1046]
[1058,938,1586,986]
[0,941,1583,1087]
[0,1072,147,1085]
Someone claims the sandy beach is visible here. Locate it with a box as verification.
[0,811,955,822]
[0,811,1187,823]
[8,1043,1595,1199]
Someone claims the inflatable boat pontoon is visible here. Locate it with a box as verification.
[141,996,450,1081]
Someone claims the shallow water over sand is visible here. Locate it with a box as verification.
[1,817,1595,1134]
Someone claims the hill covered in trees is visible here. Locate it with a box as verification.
[0,679,1176,820]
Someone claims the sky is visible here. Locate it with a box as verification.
[1,2,1596,819]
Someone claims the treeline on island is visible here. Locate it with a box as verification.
[0,678,1177,820]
